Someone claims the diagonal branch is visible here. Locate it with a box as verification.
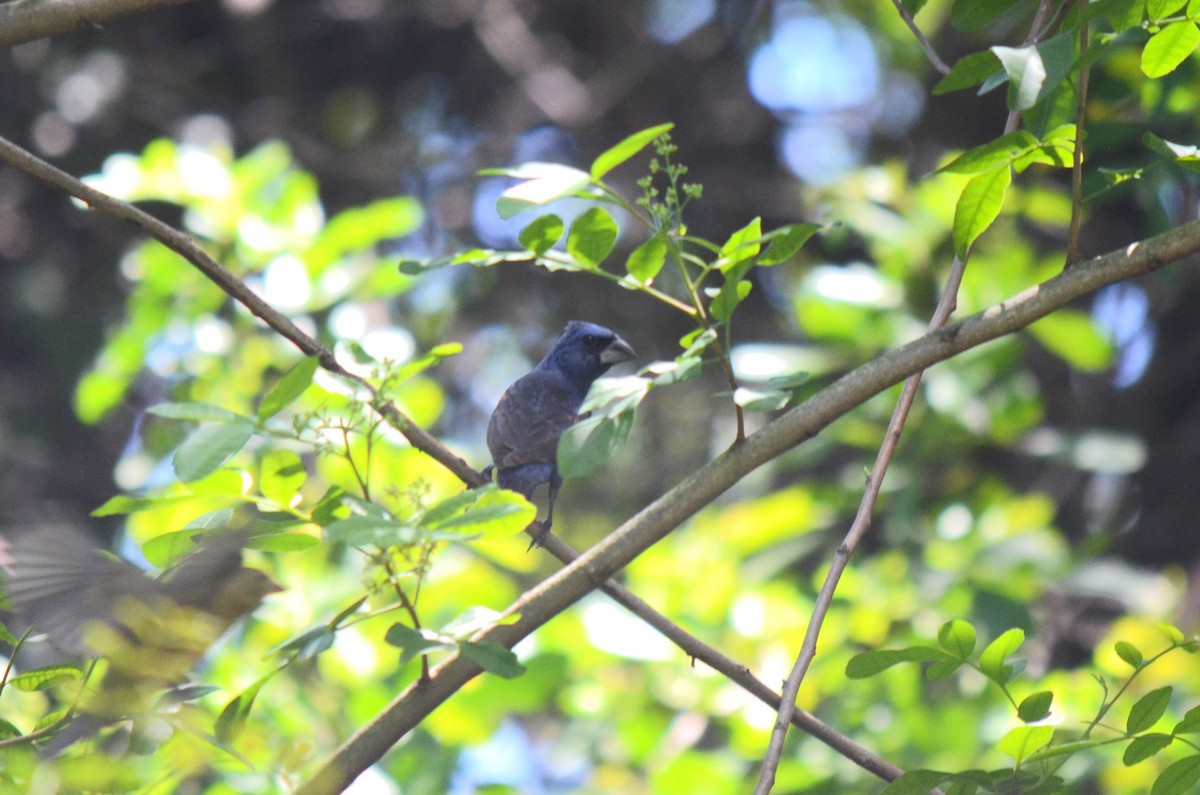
[0,0,202,49]
[296,219,1200,794]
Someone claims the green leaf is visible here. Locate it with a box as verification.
[733,387,791,412]
[1028,309,1114,371]
[979,628,1025,683]
[938,619,977,659]
[246,532,320,553]
[459,641,526,679]
[844,647,945,678]
[257,357,319,422]
[1116,640,1145,669]
[934,50,1003,94]
[880,770,951,795]
[590,123,674,179]
[1125,734,1174,766]
[1151,754,1200,795]
[998,725,1055,764]
[940,131,1039,175]
[709,277,752,323]
[304,197,424,274]
[494,163,591,219]
[1160,623,1186,644]
[926,658,965,680]
[1174,705,1200,734]
[1128,686,1173,734]
[0,620,18,646]
[566,207,619,267]
[10,664,82,691]
[324,516,418,547]
[717,217,762,270]
[1018,691,1054,722]
[56,757,143,792]
[953,165,1011,258]
[92,493,218,516]
[142,529,204,567]
[1141,22,1200,78]
[558,411,636,479]
[992,31,1076,112]
[953,0,1022,30]
[148,402,246,423]
[1147,0,1188,19]
[215,678,266,744]
[173,420,254,482]
[260,449,306,508]
[421,487,536,537]
[384,624,451,666]
[625,234,668,283]
[580,375,651,416]
[758,223,820,265]
[518,214,564,255]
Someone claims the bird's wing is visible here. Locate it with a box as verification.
[487,370,581,469]
[161,530,279,624]
[1,527,164,658]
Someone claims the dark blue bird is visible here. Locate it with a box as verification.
[486,321,636,547]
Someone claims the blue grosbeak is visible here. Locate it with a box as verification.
[486,321,635,547]
[0,526,280,754]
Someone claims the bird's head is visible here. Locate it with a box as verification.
[543,321,636,389]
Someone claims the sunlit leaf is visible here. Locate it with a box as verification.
[1151,754,1200,794]
[938,619,977,659]
[979,628,1024,682]
[717,217,762,271]
[952,165,1011,258]
[173,421,255,482]
[992,31,1075,111]
[10,664,82,691]
[518,214,564,255]
[1125,734,1174,765]
[709,277,751,323]
[998,725,1054,764]
[1116,640,1144,669]
[566,207,619,267]
[934,50,1003,94]
[939,131,1038,175]
[758,223,820,265]
[844,647,945,678]
[459,641,525,679]
[1141,21,1200,78]
[1017,690,1053,722]
[324,516,419,547]
[494,163,591,218]
[590,123,673,179]
[558,412,636,479]
[257,357,319,422]
[1127,686,1172,734]
[626,234,668,283]
[260,449,306,508]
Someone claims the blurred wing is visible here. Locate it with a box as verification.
[2,527,162,658]
[487,371,580,469]
[160,530,250,609]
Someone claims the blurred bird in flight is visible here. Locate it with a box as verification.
[486,321,636,547]
[0,526,280,754]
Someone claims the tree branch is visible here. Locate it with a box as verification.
[0,0,201,49]
[297,220,1200,793]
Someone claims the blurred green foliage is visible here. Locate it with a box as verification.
[5,0,1200,792]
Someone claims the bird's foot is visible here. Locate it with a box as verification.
[526,519,553,551]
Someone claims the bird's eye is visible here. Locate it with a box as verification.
[582,334,598,345]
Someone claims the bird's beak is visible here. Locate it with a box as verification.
[600,334,636,365]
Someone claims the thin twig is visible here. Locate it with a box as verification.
[1066,0,1090,266]
[890,0,951,75]
[752,256,966,794]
